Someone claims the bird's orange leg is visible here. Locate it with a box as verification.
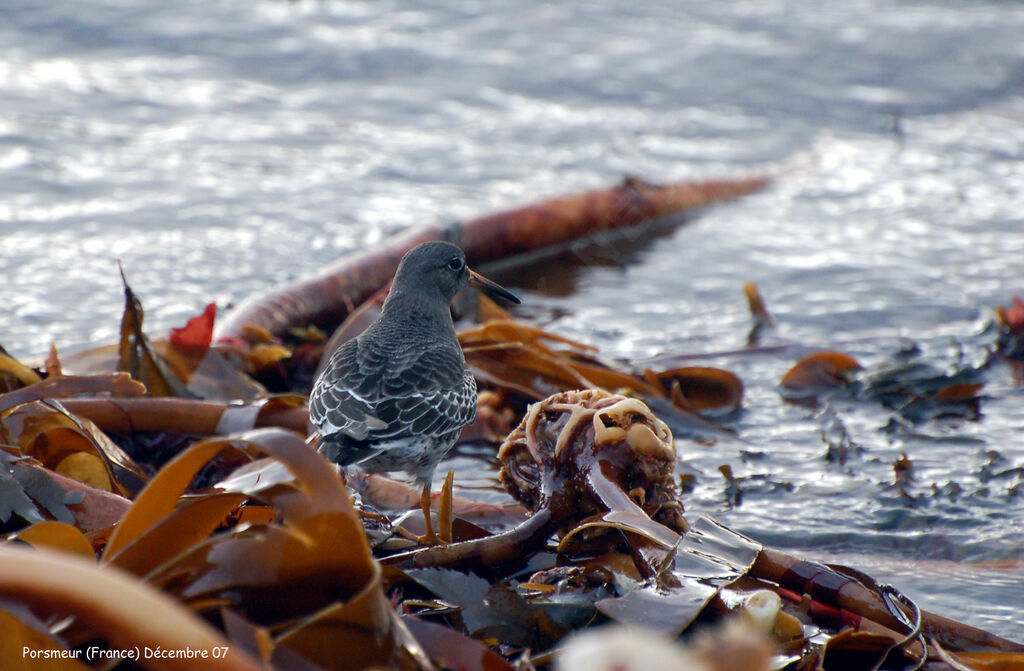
[415,470,454,546]
[417,483,439,546]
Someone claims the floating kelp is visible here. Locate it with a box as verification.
[214,175,772,345]
[779,351,863,401]
[779,349,987,423]
[744,280,775,346]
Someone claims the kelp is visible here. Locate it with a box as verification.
[379,387,1022,667]
[3,399,148,496]
[2,287,1021,671]
[749,549,1024,659]
[214,175,772,344]
[60,284,745,458]
[0,308,428,667]
[0,348,42,392]
[58,396,309,437]
[117,266,193,399]
[2,429,430,670]
[58,279,267,402]
[0,373,145,415]
[0,544,265,671]
[0,450,75,528]
[63,342,268,405]
[458,319,743,440]
[402,617,515,671]
[0,373,148,530]
[370,389,752,654]
[2,186,1024,670]
[376,390,687,573]
[6,459,131,534]
[744,281,775,346]
[779,351,863,400]
[779,350,988,423]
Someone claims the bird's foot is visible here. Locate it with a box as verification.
[393,524,436,546]
[413,471,455,546]
[414,530,445,546]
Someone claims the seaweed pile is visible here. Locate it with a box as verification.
[2,176,1023,670]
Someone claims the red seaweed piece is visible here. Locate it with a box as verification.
[169,302,217,351]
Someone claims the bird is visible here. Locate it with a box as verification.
[308,241,520,544]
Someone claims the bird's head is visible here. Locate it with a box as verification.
[391,241,521,307]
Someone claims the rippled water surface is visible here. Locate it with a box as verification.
[2,0,1023,638]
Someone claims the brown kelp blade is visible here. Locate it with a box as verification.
[106,494,250,577]
[58,395,309,437]
[117,266,193,398]
[0,350,42,392]
[0,373,145,416]
[0,544,266,671]
[215,175,771,344]
[651,366,744,415]
[942,650,1024,670]
[2,398,149,496]
[271,589,431,671]
[101,433,259,561]
[0,604,91,671]
[112,270,260,400]
[13,520,96,559]
[97,428,426,667]
[744,280,774,345]
[60,341,270,401]
[779,351,863,401]
[0,454,131,533]
[751,547,1024,654]
[460,319,742,422]
[403,617,515,671]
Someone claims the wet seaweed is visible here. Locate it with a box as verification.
[1,179,1023,670]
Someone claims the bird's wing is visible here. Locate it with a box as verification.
[369,345,478,441]
[309,339,477,443]
[308,338,388,441]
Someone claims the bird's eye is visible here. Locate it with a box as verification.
[447,257,464,271]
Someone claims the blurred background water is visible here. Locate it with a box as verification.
[2,0,1022,637]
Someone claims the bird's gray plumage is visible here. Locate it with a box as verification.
[309,241,500,488]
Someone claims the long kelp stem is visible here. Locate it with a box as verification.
[214,176,770,343]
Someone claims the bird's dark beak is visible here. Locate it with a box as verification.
[469,269,521,304]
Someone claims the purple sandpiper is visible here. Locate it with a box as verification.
[309,241,520,543]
